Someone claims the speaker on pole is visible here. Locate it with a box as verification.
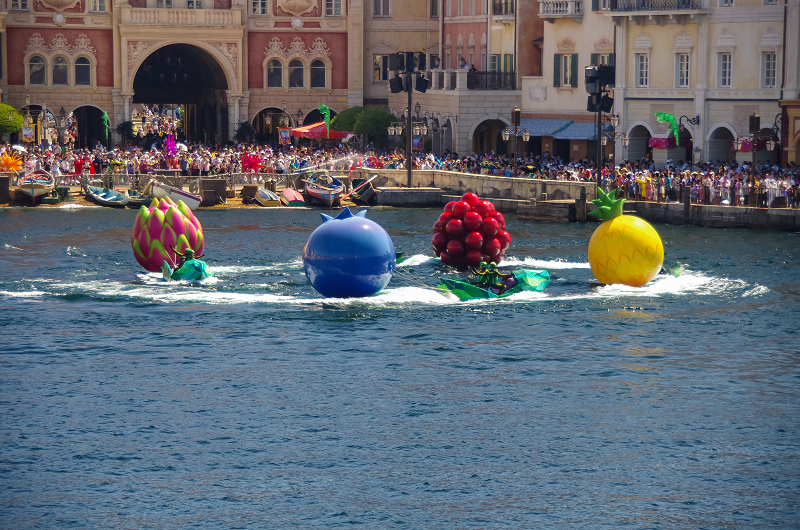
[389,76,404,94]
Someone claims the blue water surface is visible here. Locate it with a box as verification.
[1,205,798,529]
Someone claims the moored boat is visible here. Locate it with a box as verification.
[86,185,130,207]
[347,176,378,205]
[438,269,550,301]
[255,187,280,207]
[124,188,152,208]
[280,187,305,207]
[18,170,55,202]
[148,180,201,210]
[303,170,344,207]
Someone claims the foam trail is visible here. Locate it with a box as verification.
[501,256,591,269]
[4,244,26,251]
[397,254,435,267]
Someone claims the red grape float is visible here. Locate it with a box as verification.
[432,192,511,268]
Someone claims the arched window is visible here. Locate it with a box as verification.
[267,59,282,88]
[75,57,91,86]
[52,56,68,85]
[29,55,46,85]
[310,59,326,88]
[289,59,304,88]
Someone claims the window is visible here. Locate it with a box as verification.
[373,55,389,82]
[75,57,91,86]
[156,0,172,7]
[289,59,304,88]
[325,0,342,16]
[445,50,451,70]
[763,0,777,3]
[11,0,28,10]
[89,0,106,12]
[374,0,389,16]
[430,0,438,17]
[310,59,326,88]
[762,51,776,88]
[29,55,45,85]
[504,54,514,73]
[719,0,732,5]
[676,53,689,88]
[553,53,578,88]
[187,0,203,8]
[718,52,731,87]
[252,0,268,15]
[635,53,649,87]
[52,57,68,85]
[267,59,282,88]
[488,54,499,71]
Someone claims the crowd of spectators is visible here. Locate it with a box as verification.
[3,139,798,208]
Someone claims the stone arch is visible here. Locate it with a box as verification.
[126,40,237,95]
[705,121,737,141]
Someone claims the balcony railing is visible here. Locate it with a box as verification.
[539,0,583,16]
[493,0,515,15]
[467,71,517,91]
[607,0,700,11]
[120,7,240,26]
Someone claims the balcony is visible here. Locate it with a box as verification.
[606,0,700,10]
[539,0,583,22]
[492,0,515,15]
[119,7,241,27]
[467,71,517,91]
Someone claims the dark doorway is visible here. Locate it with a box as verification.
[72,106,107,150]
[133,44,228,145]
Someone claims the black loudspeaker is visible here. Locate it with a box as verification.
[415,76,429,93]
[389,76,404,93]
[587,95,599,112]
[599,95,614,113]
[598,65,615,87]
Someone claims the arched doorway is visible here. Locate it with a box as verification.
[627,125,652,165]
[251,107,297,146]
[132,44,228,146]
[71,106,108,150]
[708,127,734,164]
[473,119,504,154]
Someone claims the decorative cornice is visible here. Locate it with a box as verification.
[24,32,97,58]
[209,42,238,77]
[264,36,330,61]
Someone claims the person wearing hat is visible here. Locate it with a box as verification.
[169,246,202,271]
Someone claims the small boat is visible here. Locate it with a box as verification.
[345,175,378,205]
[148,180,201,210]
[86,185,130,207]
[255,187,280,207]
[438,269,550,301]
[303,170,344,208]
[161,258,213,282]
[280,187,305,207]
[18,170,55,202]
[125,188,152,208]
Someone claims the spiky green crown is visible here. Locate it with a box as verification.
[588,188,626,222]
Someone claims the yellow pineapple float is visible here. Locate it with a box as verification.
[588,188,664,287]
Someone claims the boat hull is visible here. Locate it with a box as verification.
[438,269,550,301]
[151,181,201,210]
[255,188,280,207]
[18,171,55,199]
[280,188,305,207]
[87,186,130,207]
[162,259,213,281]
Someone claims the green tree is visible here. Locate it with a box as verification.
[352,108,396,148]
[234,121,255,143]
[330,106,366,131]
[0,104,24,137]
[115,120,134,146]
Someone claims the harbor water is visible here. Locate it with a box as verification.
[1,205,798,528]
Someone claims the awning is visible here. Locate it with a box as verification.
[551,122,613,140]
[290,122,350,139]
[519,119,572,137]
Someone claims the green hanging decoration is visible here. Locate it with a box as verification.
[654,112,679,144]
[101,111,109,144]
[318,104,331,134]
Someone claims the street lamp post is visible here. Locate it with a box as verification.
[388,51,429,186]
[501,107,529,177]
[388,106,428,164]
[733,112,781,207]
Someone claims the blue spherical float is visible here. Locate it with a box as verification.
[303,207,396,298]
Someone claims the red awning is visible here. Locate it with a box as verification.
[290,122,350,139]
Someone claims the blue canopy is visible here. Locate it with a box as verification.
[519,119,573,137]
[551,122,613,140]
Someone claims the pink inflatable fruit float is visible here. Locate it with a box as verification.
[432,193,511,268]
[131,196,205,272]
